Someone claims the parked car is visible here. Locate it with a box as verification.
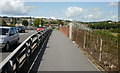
[0,26,19,51]
[37,27,47,31]
[16,26,25,33]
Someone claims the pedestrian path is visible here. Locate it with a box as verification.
[38,30,99,71]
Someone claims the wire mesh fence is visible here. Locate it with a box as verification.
[72,26,118,72]
[59,25,118,72]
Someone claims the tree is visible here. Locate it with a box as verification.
[40,18,45,26]
[58,20,64,26]
[34,18,40,27]
[34,18,45,27]
[22,20,28,26]
[50,20,58,24]
[88,22,120,29]
[0,19,7,26]
[10,18,17,24]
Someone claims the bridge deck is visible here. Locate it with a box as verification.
[38,30,99,71]
[30,30,99,72]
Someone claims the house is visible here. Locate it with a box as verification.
[44,24,59,28]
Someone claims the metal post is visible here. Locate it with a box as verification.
[16,58,19,72]
[29,38,33,54]
[7,60,13,73]
[83,34,86,48]
[69,23,73,40]
[99,38,103,62]
[37,34,40,49]
[25,43,30,69]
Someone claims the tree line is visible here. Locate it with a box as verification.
[1,18,69,27]
[88,22,120,29]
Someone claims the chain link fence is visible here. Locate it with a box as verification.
[72,25,118,72]
[59,25,118,72]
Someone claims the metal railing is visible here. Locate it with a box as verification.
[0,28,52,73]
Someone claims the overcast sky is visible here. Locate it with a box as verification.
[0,0,118,22]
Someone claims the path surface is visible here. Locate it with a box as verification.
[38,30,99,71]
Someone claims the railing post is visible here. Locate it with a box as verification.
[0,68,2,73]
[29,38,33,54]
[41,31,44,41]
[25,43,30,70]
[7,60,13,73]
[37,34,40,49]
[16,58,19,72]
[99,38,103,62]
[38,31,43,48]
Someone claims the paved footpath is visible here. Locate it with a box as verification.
[38,30,99,71]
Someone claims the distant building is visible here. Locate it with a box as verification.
[44,24,59,28]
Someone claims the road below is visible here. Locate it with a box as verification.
[0,30,36,62]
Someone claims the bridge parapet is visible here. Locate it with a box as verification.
[0,28,52,73]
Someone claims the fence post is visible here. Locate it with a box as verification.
[83,33,86,48]
[7,60,13,73]
[118,33,120,73]
[69,23,73,40]
[99,38,103,62]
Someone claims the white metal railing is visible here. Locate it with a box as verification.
[0,28,52,73]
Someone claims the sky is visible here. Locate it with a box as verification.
[0,0,119,22]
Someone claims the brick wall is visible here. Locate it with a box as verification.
[59,26,69,37]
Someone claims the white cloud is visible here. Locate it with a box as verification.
[110,15,118,20]
[84,12,103,20]
[84,14,93,19]
[0,0,34,15]
[108,2,118,7]
[65,6,118,21]
[88,8,101,13]
[50,16,56,19]
[65,7,104,21]
[65,6,83,17]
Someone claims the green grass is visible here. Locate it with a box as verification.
[52,27,59,30]
[93,30,118,41]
